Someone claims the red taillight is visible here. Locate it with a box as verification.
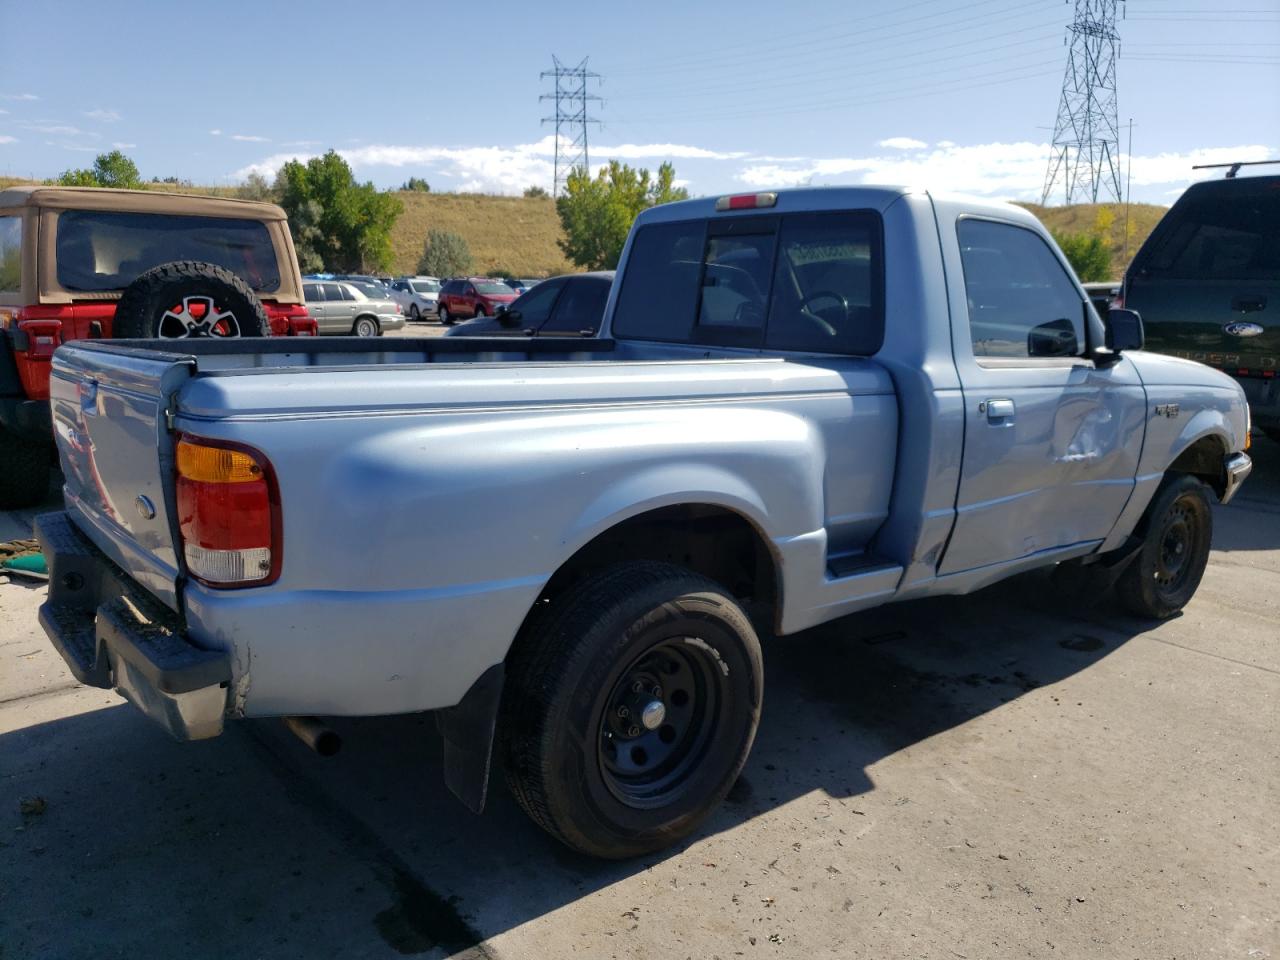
[265,302,317,337]
[715,192,778,211]
[175,436,281,588]
[18,319,62,359]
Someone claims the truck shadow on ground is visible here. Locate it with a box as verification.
[3,566,1179,960]
[3,452,1273,958]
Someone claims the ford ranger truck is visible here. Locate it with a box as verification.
[35,186,1252,859]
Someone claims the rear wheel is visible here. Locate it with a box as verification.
[500,561,763,859]
[1115,474,1213,619]
[352,315,380,337]
[112,261,270,339]
[0,426,51,509]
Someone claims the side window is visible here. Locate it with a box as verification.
[302,283,321,301]
[0,216,21,293]
[543,278,610,334]
[509,278,565,328]
[392,281,406,292]
[765,212,883,355]
[694,228,776,347]
[339,285,357,301]
[465,283,477,296]
[957,219,1085,359]
[322,282,344,301]
[612,221,706,342]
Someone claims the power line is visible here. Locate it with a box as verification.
[540,56,602,197]
[1042,0,1125,205]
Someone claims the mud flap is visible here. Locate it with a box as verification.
[435,663,504,814]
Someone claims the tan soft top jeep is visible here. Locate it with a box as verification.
[0,185,314,507]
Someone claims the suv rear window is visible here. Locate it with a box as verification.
[0,216,20,293]
[612,212,884,354]
[55,210,282,293]
[1134,187,1280,282]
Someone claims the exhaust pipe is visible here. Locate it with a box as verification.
[283,716,341,757]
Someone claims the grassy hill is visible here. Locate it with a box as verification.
[389,191,571,277]
[1017,201,1169,278]
[1,176,1166,279]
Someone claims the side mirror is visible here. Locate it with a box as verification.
[498,309,521,327]
[1104,308,1144,352]
[495,303,508,315]
[1027,317,1080,358]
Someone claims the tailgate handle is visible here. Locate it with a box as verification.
[1233,296,1266,313]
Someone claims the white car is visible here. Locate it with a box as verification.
[389,277,441,320]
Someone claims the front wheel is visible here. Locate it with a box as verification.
[1115,474,1213,619]
[500,561,763,859]
[409,303,420,321]
[352,316,380,337]
[474,304,487,318]
[439,305,453,325]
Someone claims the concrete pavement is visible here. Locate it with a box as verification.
[1,440,1276,959]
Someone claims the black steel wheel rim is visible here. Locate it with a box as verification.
[597,637,724,809]
[1154,498,1198,593]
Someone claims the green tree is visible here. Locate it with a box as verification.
[401,177,431,193]
[56,149,142,189]
[556,160,688,269]
[417,230,473,276]
[1052,230,1113,282]
[274,150,403,271]
[523,185,550,199]
[237,172,276,202]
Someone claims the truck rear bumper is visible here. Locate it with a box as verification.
[35,511,231,741]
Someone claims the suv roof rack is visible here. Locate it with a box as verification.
[1191,159,1280,179]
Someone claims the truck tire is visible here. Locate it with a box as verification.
[112,261,271,339]
[0,426,51,509]
[499,561,763,859]
[1114,474,1213,619]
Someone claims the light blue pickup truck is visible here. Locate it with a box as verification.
[36,186,1252,858]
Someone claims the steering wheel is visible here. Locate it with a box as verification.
[796,290,848,337]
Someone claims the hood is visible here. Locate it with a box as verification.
[1123,349,1250,391]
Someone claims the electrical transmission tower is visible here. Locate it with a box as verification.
[1041,0,1124,205]
[540,56,602,196]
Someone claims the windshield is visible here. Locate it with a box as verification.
[55,210,281,292]
[411,281,440,293]
[475,281,513,295]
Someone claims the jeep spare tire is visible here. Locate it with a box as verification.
[112,261,271,339]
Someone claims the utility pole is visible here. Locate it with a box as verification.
[540,56,603,197]
[1122,117,1134,265]
[1041,0,1125,205]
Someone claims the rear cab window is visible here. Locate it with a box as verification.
[612,211,884,354]
[55,210,281,293]
[1133,187,1280,282]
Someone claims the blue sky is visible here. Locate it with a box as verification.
[1,0,1277,204]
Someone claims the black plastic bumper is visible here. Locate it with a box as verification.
[35,511,231,740]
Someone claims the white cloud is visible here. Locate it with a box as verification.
[231,134,270,142]
[0,109,8,115]
[46,141,96,152]
[230,135,742,193]
[209,129,222,136]
[0,135,16,145]
[112,141,136,149]
[281,139,319,147]
[0,93,38,101]
[935,140,956,148]
[878,136,928,150]
[25,123,95,137]
[735,141,1280,201]
[84,108,120,122]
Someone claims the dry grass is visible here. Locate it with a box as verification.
[1017,201,1169,277]
[1,174,1167,279]
[389,192,571,277]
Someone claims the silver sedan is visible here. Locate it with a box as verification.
[302,280,406,336]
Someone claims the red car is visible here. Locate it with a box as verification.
[436,278,518,325]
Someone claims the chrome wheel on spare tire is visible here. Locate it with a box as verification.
[500,561,763,859]
[112,260,270,340]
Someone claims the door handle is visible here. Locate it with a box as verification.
[982,399,1015,421]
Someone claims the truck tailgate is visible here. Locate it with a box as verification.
[49,343,194,611]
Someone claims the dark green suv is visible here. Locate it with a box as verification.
[1122,174,1279,442]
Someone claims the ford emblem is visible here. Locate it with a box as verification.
[1223,321,1264,338]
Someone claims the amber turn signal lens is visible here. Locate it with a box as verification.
[176,440,263,483]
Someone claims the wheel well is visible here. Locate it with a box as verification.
[1168,434,1227,499]
[537,504,779,612]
